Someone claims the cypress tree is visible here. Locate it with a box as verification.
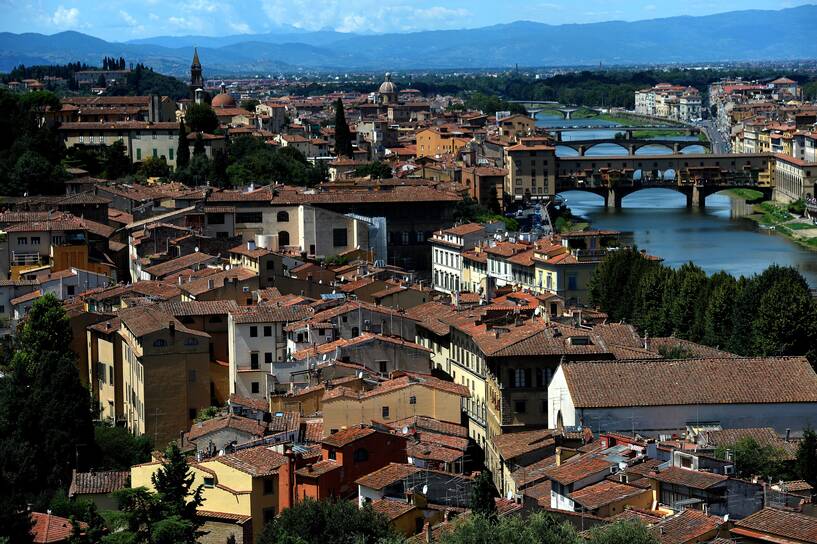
[176,120,190,171]
[333,98,353,158]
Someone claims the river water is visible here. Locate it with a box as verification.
[535,112,817,285]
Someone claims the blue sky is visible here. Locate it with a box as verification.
[1,0,812,40]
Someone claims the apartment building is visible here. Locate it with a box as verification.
[430,223,500,295]
[503,138,557,202]
[635,84,701,121]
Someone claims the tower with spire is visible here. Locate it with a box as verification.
[190,48,204,99]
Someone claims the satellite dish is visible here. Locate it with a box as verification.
[422,484,428,495]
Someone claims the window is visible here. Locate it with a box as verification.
[278,231,290,246]
[402,231,409,245]
[382,406,390,418]
[351,326,359,336]
[265,352,272,365]
[251,382,260,394]
[379,361,388,374]
[136,148,141,160]
[188,369,196,383]
[328,449,336,460]
[30,237,40,245]
[514,368,526,388]
[189,408,196,420]
[263,507,276,525]
[250,353,259,369]
[514,400,527,414]
[203,477,215,488]
[250,326,258,337]
[353,448,369,463]
[184,337,198,346]
[17,237,27,245]
[409,395,416,405]
[208,213,225,224]
[263,477,275,495]
[236,212,263,223]
[264,325,272,337]
[153,339,167,347]
[108,365,114,384]
[277,211,289,222]
[152,148,158,158]
[332,228,348,247]
[66,285,75,296]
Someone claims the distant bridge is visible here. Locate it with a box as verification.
[548,126,701,137]
[507,101,604,119]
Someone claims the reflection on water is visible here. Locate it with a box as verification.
[561,189,817,285]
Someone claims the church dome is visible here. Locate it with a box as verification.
[378,72,397,95]
[211,91,236,108]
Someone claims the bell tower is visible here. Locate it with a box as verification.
[190,48,204,98]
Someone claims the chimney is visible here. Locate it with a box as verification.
[785,428,791,441]
[207,279,214,289]
[643,332,650,351]
[105,321,111,330]
[178,276,183,286]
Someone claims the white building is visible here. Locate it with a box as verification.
[430,223,501,295]
[634,84,701,122]
[227,305,313,400]
[548,357,817,437]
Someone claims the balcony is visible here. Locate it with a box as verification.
[461,397,486,427]
[11,251,43,266]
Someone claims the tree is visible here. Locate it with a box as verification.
[193,133,206,157]
[151,443,204,535]
[750,275,817,359]
[702,272,739,348]
[176,121,190,171]
[333,98,353,158]
[632,264,670,336]
[665,262,707,340]
[258,498,396,544]
[185,103,219,134]
[487,184,501,214]
[240,99,259,112]
[209,149,229,187]
[103,140,132,179]
[92,425,152,471]
[96,74,107,88]
[439,512,583,544]
[68,503,107,544]
[796,427,817,489]
[469,469,498,520]
[584,520,659,544]
[353,161,392,179]
[715,437,787,480]
[139,156,170,178]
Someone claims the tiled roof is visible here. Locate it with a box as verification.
[187,415,266,442]
[293,332,430,361]
[229,393,269,412]
[355,463,421,489]
[303,419,324,443]
[323,375,469,402]
[652,509,724,544]
[322,426,376,447]
[230,304,312,324]
[651,467,728,490]
[544,454,612,485]
[407,440,464,464]
[160,300,238,316]
[733,507,817,543]
[11,289,42,305]
[268,411,301,433]
[491,429,556,461]
[118,305,207,339]
[561,357,817,408]
[68,470,129,496]
[142,252,216,278]
[181,267,256,296]
[385,415,468,438]
[370,498,416,520]
[569,480,649,510]
[31,512,86,543]
[648,337,739,359]
[215,446,288,477]
[698,427,797,460]
[511,455,557,488]
[229,243,273,259]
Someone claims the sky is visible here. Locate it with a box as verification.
[1,0,813,40]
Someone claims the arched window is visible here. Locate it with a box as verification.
[277,211,289,222]
[153,339,167,347]
[278,230,290,247]
[184,337,199,346]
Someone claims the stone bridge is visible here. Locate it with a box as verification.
[507,101,603,119]
[555,138,710,156]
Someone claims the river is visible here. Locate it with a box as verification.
[535,112,817,285]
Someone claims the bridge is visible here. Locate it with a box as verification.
[555,138,710,156]
[548,126,701,137]
[552,152,774,208]
[507,100,604,119]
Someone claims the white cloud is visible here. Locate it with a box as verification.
[50,5,79,27]
[168,16,203,30]
[228,20,252,33]
[119,10,138,26]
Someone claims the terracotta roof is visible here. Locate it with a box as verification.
[296,459,341,477]
[293,332,430,361]
[512,454,557,488]
[322,426,377,447]
[230,304,312,324]
[303,419,324,443]
[385,415,468,438]
[187,414,267,442]
[68,470,129,496]
[323,375,469,402]
[698,427,796,459]
[569,480,649,510]
[491,429,556,461]
[160,300,238,316]
[215,445,288,477]
[11,289,42,305]
[31,512,86,543]
[229,393,269,412]
[142,252,216,278]
[118,305,207,339]
[651,467,728,490]
[561,357,817,408]
[407,440,464,464]
[653,509,724,544]
[181,267,256,296]
[544,455,613,485]
[268,411,301,433]
[370,498,416,520]
[733,507,817,543]
[648,337,739,359]
[229,243,274,259]
[355,463,421,489]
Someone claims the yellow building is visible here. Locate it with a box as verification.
[320,375,469,436]
[118,305,211,448]
[504,138,557,202]
[87,318,123,422]
[569,479,653,518]
[131,445,292,544]
[497,113,535,142]
[415,127,470,158]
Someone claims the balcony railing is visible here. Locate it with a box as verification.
[11,252,43,266]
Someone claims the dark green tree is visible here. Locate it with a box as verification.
[353,161,392,179]
[702,272,740,348]
[193,133,206,157]
[633,263,670,336]
[209,149,229,187]
[333,98,353,158]
[92,425,152,470]
[258,498,396,544]
[68,503,107,544]
[139,156,171,178]
[151,443,204,541]
[102,140,132,179]
[584,520,659,544]
[715,437,787,480]
[750,276,817,358]
[240,99,260,112]
[176,121,190,171]
[96,74,107,88]
[665,262,707,340]
[469,469,498,520]
[185,103,219,134]
[796,427,817,489]
[487,184,501,214]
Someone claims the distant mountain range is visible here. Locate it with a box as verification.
[1,5,816,74]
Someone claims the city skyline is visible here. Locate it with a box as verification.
[1,0,814,41]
